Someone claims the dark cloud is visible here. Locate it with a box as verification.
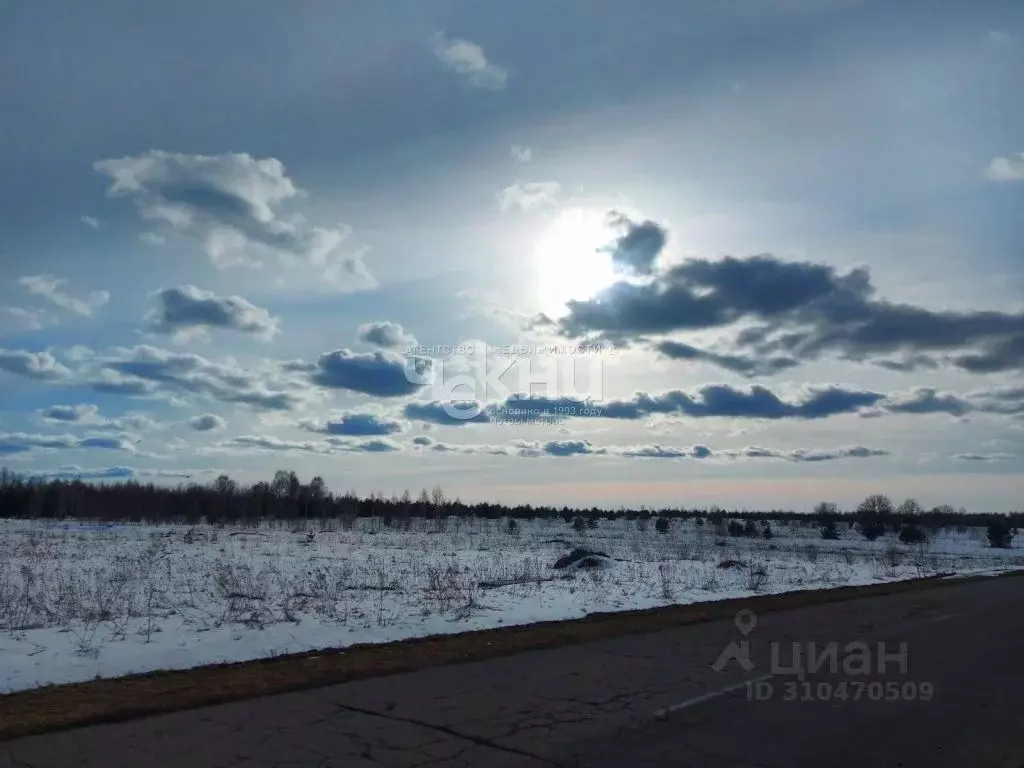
[0,432,138,455]
[0,349,71,380]
[303,413,405,436]
[539,440,603,457]
[39,404,100,423]
[310,350,429,397]
[356,321,416,350]
[951,453,1014,462]
[498,384,883,421]
[601,212,668,275]
[966,387,1024,415]
[403,400,492,425]
[552,251,1024,374]
[189,414,227,432]
[952,334,1024,373]
[879,388,973,417]
[655,340,799,377]
[145,285,279,340]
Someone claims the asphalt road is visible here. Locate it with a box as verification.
[3,575,1023,767]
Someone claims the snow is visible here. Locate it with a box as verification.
[1,516,1021,693]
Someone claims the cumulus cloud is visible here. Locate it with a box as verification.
[0,432,141,456]
[310,349,429,397]
[601,212,669,275]
[327,437,402,453]
[421,440,511,456]
[0,306,53,331]
[403,400,493,426]
[356,321,416,350]
[985,152,1024,181]
[80,216,100,230]
[431,32,507,90]
[511,145,532,163]
[0,349,71,380]
[38,404,102,423]
[189,414,227,432]
[301,412,405,436]
[551,252,1024,374]
[497,181,561,211]
[93,151,374,289]
[95,345,311,411]
[497,385,884,422]
[144,285,280,341]
[18,274,110,317]
[35,403,159,435]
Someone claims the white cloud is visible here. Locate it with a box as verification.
[497,181,561,211]
[511,145,532,163]
[18,274,110,317]
[432,32,508,90]
[0,306,54,331]
[80,215,100,230]
[139,232,166,246]
[94,151,375,290]
[986,152,1024,181]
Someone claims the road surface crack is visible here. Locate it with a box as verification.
[330,702,563,766]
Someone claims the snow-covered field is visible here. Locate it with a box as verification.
[1,515,1022,693]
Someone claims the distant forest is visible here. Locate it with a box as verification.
[0,466,1020,529]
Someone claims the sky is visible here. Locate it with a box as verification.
[1,0,1022,512]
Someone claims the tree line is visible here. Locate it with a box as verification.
[0,466,1020,529]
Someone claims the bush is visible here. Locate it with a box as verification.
[857,494,893,540]
[762,524,773,540]
[655,517,670,533]
[860,520,886,541]
[987,518,1014,549]
[820,520,840,540]
[506,518,518,534]
[727,520,746,537]
[898,524,927,544]
[572,516,587,531]
[743,520,758,537]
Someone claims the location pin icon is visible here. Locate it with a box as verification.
[735,609,757,636]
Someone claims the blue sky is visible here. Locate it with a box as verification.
[1,0,1022,511]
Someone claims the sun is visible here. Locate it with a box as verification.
[533,208,618,316]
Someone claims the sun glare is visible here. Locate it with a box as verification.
[533,208,618,316]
